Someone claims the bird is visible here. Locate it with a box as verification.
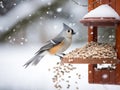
[23,23,76,68]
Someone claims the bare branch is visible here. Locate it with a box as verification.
[72,0,88,7]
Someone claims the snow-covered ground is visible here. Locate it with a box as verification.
[0,43,120,90]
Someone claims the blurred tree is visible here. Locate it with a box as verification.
[0,0,21,15]
[0,0,68,43]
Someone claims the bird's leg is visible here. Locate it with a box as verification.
[55,53,65,60]
[61,53,66,56]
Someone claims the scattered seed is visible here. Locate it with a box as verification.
[48,68,51,71]
[68,76,71,78]
[75,81,78,84]
[67,84,70,89]
[66,80,69,83]
[50,62,80,89]
[76,87,79,90]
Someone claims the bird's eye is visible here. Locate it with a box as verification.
[67,30,70,33]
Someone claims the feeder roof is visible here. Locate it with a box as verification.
[80,4,120,26]
[83,4,120,19]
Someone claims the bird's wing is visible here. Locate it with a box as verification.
[35,37,65,54]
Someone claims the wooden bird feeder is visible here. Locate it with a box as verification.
[62,0,120,85]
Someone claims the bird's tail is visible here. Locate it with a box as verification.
[23,52,45,68]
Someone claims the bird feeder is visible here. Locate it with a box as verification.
[62,0,120,85]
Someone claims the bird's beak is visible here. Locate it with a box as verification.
[72,30,76,35]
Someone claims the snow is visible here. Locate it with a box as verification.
[56,7,63,13]
[102,74,108,79]
[83,4,120,19]
[0,43,120,90]
[0,1,4,8]
[0,0,54,32]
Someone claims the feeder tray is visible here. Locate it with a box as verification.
[62,58,120,64]
[80,17,120,26]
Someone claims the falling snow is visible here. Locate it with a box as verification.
[40,17,43,20]
[20,42,24,45]
[56,7,62,13]
[53,25,58,29]
[29,14,32,17]
[102,74,108,79]
[8,36,11,39]
[69,23,76,26]
[16,16,20,19]
[0,0,119,90]
[25,38,28,42]
[13,3,17,6]
[13,38,16,41]
[21,37,24,40]
[0,1,4,8]
[13,29,16,32]
[91,32,93,35]
[90,26,93,29]
[54,15,57,18]
[46,11,49,14]
[48,2,51,6]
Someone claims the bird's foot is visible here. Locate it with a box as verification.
[55,53,65,60]
[61,53,66,56]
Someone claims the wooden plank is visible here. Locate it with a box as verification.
[62,58,120,64]
[88,0,95,11]
[94,69,102,83]
[109,70,116,84]
[116,0,120,15]
[88,0,97,85]
[115,64,120,84]
[94,0,102,8]
[88,64,94,83]
[80,19,120,27]
[101,0,110,4]
[116,25,120,58]
[109,0,116,10]
[88,26,97,42]
[115,0,120,84]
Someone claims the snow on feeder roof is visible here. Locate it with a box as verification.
[84,4,120,19]
[80,4,120,26]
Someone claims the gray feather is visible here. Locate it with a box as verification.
[52,37,64,44]
[36,37,64,54]
[23,54,44,68]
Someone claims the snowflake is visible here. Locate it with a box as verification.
[13,38,16,41]
[13,29,16,32]
[47,2,51,6]
[54,15,57,19]
[8,36,11,39]
[16,16,20,19]
[13,3,17,6]
[46,11,49,14]
[20,42,24,45]
[56,8,62,13]
[21,37,24,40]
[53,25,58,29]
[39,17,43,20]
[0,1,4,8]
[29,14,32,17]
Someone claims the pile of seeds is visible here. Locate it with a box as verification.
[48,62,81,90]
[64,42,117,59]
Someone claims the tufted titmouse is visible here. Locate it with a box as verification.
[23,23,76,68]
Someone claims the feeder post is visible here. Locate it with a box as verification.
[115,0,120,84]
[88,0,98,83]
